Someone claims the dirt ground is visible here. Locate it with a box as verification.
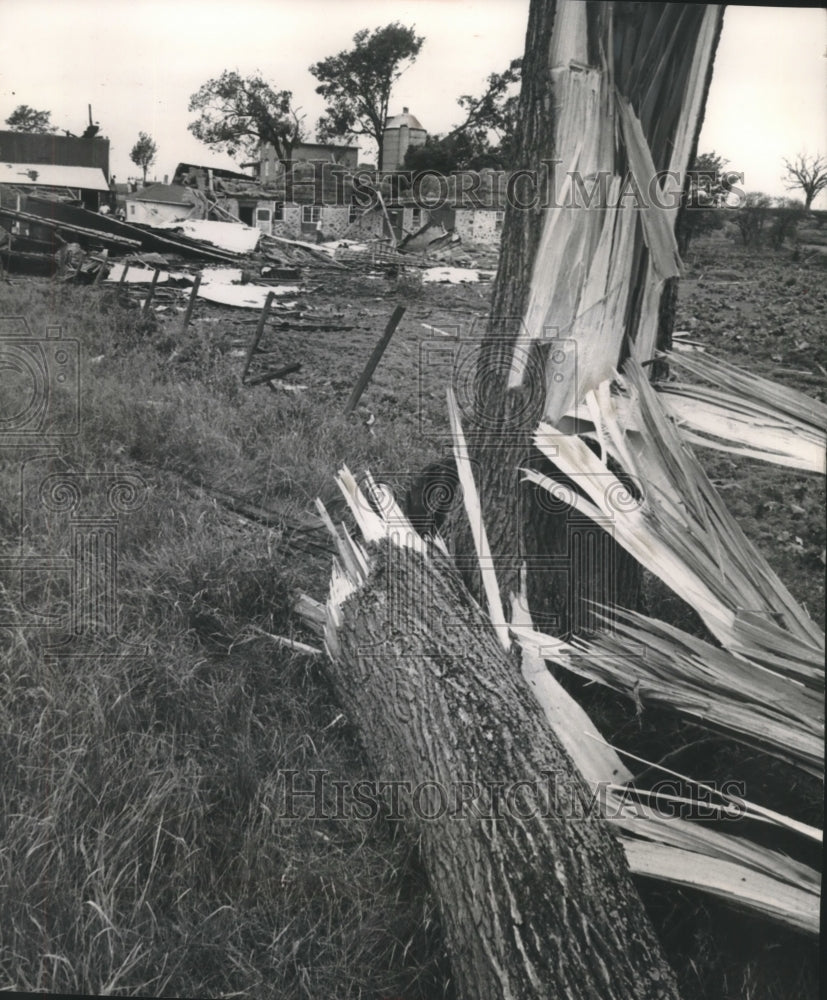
[155,264,494,445]
[146,233,825,625]
[674,237,826,627]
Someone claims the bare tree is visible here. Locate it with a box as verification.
[782,153,827,210]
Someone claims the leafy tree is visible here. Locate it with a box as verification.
[768,196,806,250]
[403,131,504,173]
[685,150,734,208]
[130,131,158,185]
[310,23,424,170]
[451,58,522,166]
[403,59,522,173]
[188,71,305,165]
[781,153,827,210]
[676,150,731,252]
[733,191,771,246]
[4,104,57,133]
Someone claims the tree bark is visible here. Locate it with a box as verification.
[325,536,681,1000]
[443,2,725,638]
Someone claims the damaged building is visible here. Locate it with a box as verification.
[0,129,111,211]
[125,183,208,224]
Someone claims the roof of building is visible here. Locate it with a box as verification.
[261,141,360,154]
[173,162,254,182]
[385,108,425,131]
[0,162,109,191]
[295,141,360,152]
[0,131,109,178]
[127,183,195,205]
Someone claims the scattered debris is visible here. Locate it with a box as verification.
[421,322,454,338]
[107,263,171,284]
[197,282,300,309]
[422,266,493,284]
[672,330,707,353]
[156,218,261,254]
[264,233,349,269]
[21,196,245,263]
[333,240,422,271]
[398,219,456,254]
[0,204,141,253]
[256,631,323,656]
[246,363,302,387]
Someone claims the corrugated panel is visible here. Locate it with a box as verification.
[127,183,194,205]
[0,162,109,191]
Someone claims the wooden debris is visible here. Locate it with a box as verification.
[254,629,323,656]
[117,262,131,295]
[319,466,684,997]
[180,272,202,333]
[246,362,302,387]
[142,268,161,316]
[92,249,108,285]
[24,196,244,263]
[199,484,332,556]
[344,305,406,414]
[260,233,348,269]
[0,205,142,251]
[241,291,276,382]
[333,241,424,270]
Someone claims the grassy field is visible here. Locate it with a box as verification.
[0,235,823,998]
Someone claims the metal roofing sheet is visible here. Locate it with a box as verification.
[0,162,110,191]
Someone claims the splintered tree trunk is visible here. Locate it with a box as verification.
[318,3,726,997]
[444,1,725,635]
[324,536,680,1000]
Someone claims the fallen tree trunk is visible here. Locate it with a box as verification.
[321,494,681,1000]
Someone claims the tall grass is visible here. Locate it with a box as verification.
[0,272,820,999]
[0,282,451,998]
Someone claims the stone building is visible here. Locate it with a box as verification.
[381,108,427,172]
[255,141,360,184]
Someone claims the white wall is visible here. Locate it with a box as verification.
[125,199,194,225]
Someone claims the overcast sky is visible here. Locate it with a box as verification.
[0,2,825,204]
